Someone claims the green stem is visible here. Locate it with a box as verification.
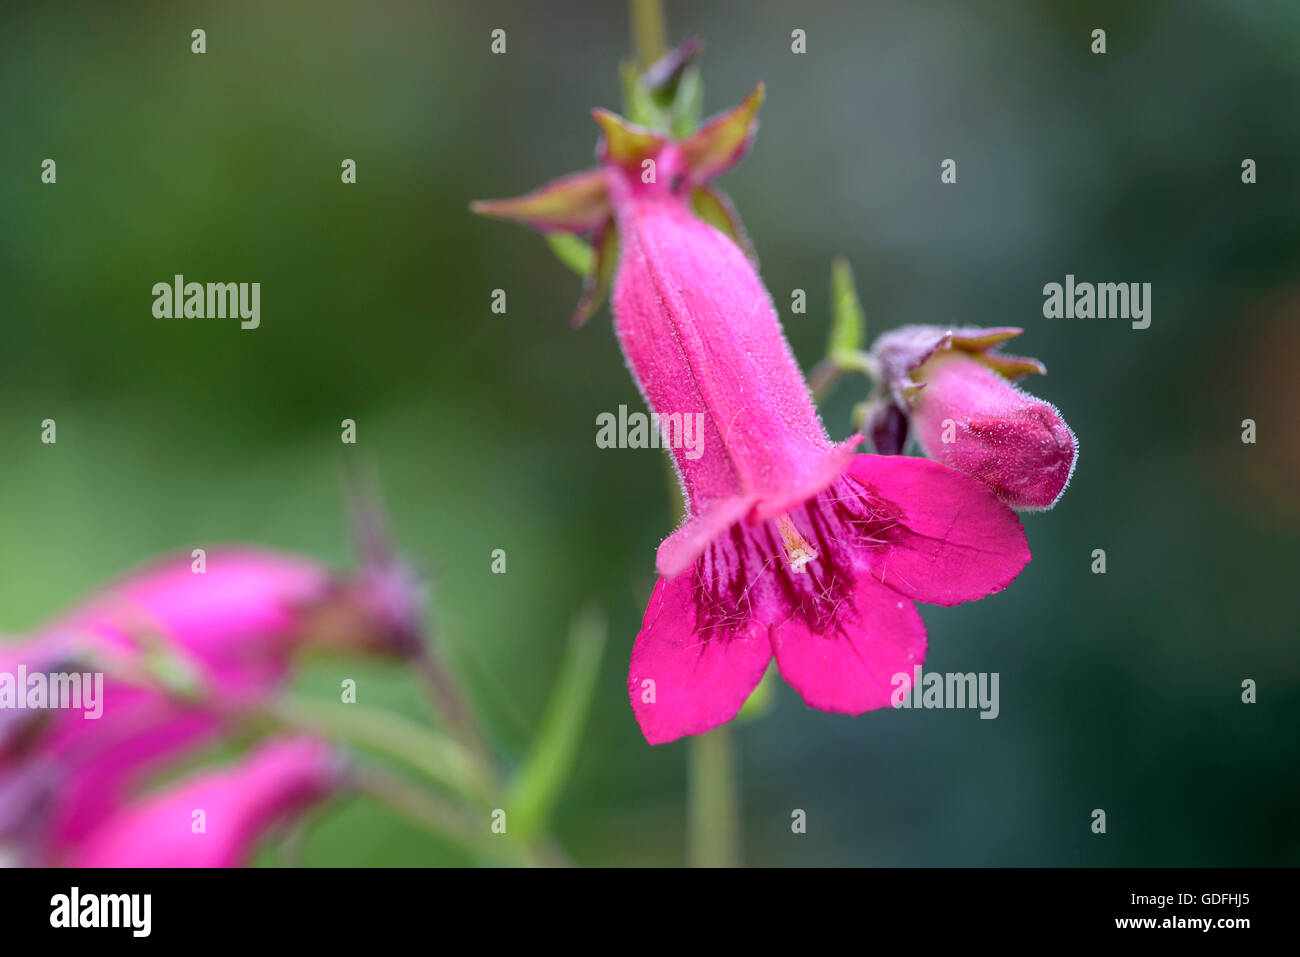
[412,644,498,782]
[265,695,495,804]
[809,358,841,401]
[351,762,563,867]
[810,352,881,404]
[687,725,740,867]
[630,0,666,69]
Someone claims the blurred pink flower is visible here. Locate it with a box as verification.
[0,547,420,863]
[871,326,1078,510]
[475,95,1030,744]
[66,738,341,868]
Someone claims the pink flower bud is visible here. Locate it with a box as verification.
[872,326,1078,510]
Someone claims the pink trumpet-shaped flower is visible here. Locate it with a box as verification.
[475,91,1032,744]
[41,546,426,684]
[0,547,422,863]
[66,738,341,867]
[871,326,1078,510]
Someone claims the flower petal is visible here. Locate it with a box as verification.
[66,738,339,867]
[848,454,1031,605]
[770,574,925,714]
[656,495,758,580]
[628,571,772,745]
[611,196,852,523]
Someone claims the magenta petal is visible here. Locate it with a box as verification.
[66,738,339,868]
[43,707,220,856]
[628,572,772,745]
[771,575,926,714]
[657,495,758,580]
[749,435,863,522]
[611,194,852,520]
[847,455,1031,606]
[40,547,330,693]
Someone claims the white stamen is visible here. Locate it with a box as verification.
[777,514,818,573]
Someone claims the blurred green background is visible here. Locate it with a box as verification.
[2,0,1297,866]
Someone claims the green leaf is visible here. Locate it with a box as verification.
[547,233,595,276]
[505,607,607,839]
[829,256,866,360]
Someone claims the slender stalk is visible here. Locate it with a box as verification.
[687,726,740,867]
[351,762,561,867]
[264,695,494,804]
[810,353,880,403]
[412,644,497,779]
[351,763,490,855]
[630,0,667,69]
[809,358,841,401]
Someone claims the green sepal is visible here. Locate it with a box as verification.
[691,185,758,268]
[572,226,619,327]
[547,233,595,276]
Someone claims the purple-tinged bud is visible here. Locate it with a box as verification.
[911,352,1077,509]
[871,326,1078,510]
[641,35,703,91]
[860,396,910,456]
